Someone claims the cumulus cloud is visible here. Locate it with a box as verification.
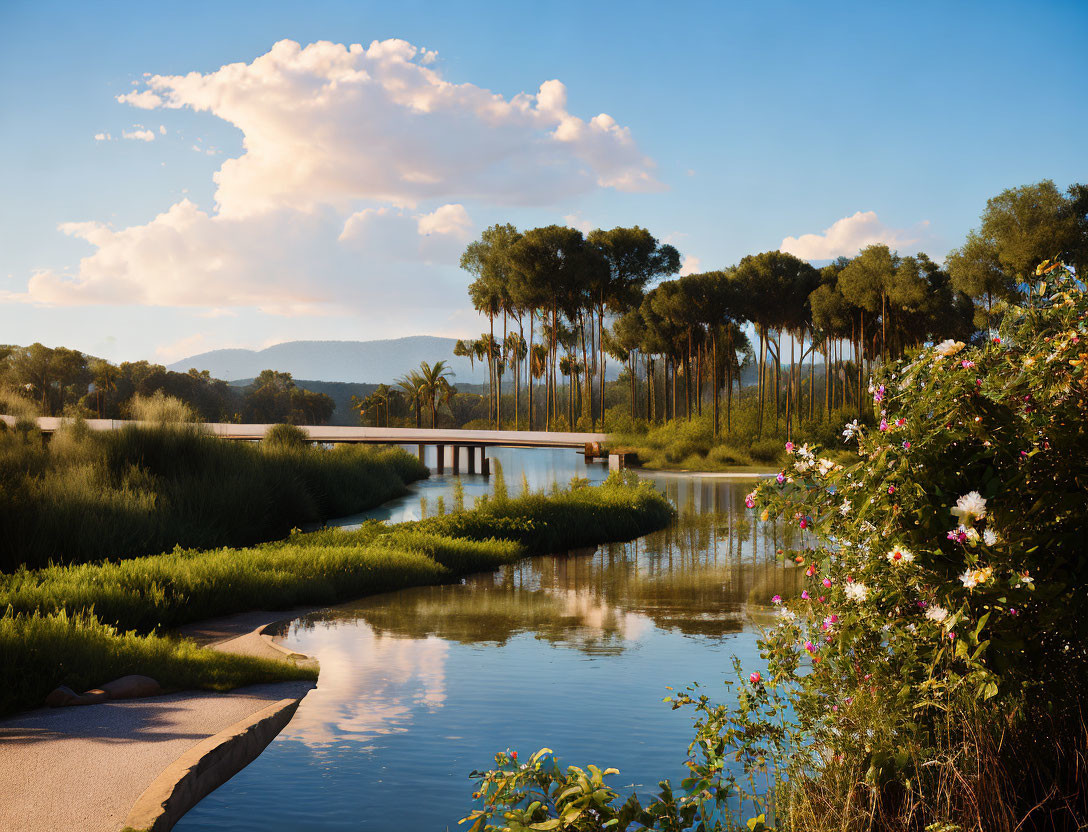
[779,211,930,260]
[122,126,155,142]
[117,38,661,217]
[94,132,112,142]
[679,254,701,276]
[20,199,473,313]
[10,38,661,323]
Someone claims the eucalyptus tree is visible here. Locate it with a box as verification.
[608,309,647,419]
[507,225,596,430]
[732,251,817,436]
[586,226,680,430]
[462,223,521,426]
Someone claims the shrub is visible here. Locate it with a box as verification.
[128,391,198,424]
[747,437,781,463]
[465,262,1088,830]
[263,422,309,448]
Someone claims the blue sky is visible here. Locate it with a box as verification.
[1,0,1085,365]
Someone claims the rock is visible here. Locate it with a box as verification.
[45,675,162,707]
[44,685,80,708]
[101,675,162,700]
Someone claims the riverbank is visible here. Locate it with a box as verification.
[0,416,429,571]
[1,472,675,716]
[1,472,676,831]
[0,608,317,832]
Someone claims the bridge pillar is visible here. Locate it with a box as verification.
[417,444,425,465]
[436,443,444,473]
[452,445,460,474]
[467,446,477,474]
[481,448,490,477]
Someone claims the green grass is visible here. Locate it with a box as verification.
[609,407,865,472]
[0,420,428,570]
[1,473,675,715]
[0,609,318,717]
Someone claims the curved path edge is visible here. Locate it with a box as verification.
[120,695,303,832]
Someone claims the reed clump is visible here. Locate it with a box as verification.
[0,417,428,570]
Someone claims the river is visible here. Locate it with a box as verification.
[175,447,798,831]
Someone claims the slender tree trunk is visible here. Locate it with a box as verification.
[712,329,720,439]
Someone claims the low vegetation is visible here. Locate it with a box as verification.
[1,472,674,715]
[0,412,427,570]
[463,262,1088,830]
[0,610,318,717]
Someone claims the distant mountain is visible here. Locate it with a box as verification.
[168,336,489,384]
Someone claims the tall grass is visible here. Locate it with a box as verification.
[0,420,428,570]
[0,609,318,717]
[1,474,674,715]
[610,405,864,471]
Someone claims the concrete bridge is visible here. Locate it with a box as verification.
[1,416,611,474]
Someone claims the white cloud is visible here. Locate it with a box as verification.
[116,38,661,217]
[563,212,594,234]
[159,125,167,135]
[94,132,112,142]
[679,254,701,276]
[779,211,930,260]
[9,38,660,323]
[117,89,163,109]
[122,126,155,142]
[19,199,472,313]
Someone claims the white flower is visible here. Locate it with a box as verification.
[964,527,980,544]
[925,605,949,623]
[934,339,965,357]
[983,528,998,546]
[886,546,915,565]
[818,458,836,476]
[778,608,797,622]
[844,582,869,602]
[798,443,815,461]
[842,420,861,442]
[839,499,852,516]
[959,570,978,589]
[951,491,987,523]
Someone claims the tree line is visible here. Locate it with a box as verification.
[456,179,1087,440]
[0,344,335,425]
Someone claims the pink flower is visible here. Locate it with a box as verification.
[776,472,785,484]
[961,359,975,369]
[804,641,816,653]
[801,590,810,600]
[818,596,826,603]
[829,614,839,623]
[744,492,756,509]
[749,672,761,684]
[879,418,888,431]
[895,418,906,427]
[873,385,885,403]
[771,595,782,605]
[785,442,795,453]
[888,485,896,495]
[822,578,833,588]
[948,632,956,640]
[805,565,816,577]
[800,517,808,530]
[902,441,911,450]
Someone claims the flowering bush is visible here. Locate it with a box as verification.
[463,263,1087,831]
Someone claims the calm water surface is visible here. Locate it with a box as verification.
[176,448,798,831]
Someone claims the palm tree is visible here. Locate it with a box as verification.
[395,372,425,428]
[417,360,455,428]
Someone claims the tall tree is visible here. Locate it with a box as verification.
[587,227,680,430]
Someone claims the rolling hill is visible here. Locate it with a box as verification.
[168,336,489,385]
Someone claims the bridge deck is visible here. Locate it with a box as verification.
[1,416,608,449]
